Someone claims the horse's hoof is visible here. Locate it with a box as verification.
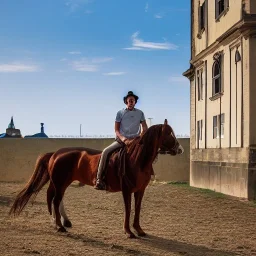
[63,219,72,228]
[133,226,146,236]
[138,232,146,237]
[127,233,136,239]
[57,227,67,232]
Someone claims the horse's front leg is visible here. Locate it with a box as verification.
[122,189,136,238]
[133,189,146,236]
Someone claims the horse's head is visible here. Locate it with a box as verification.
[158,119,184,156]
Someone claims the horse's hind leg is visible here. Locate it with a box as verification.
[53,189,66,232]
[47,182,55,220]
[50,199,72,228]
[59,199,72,228]
[48,182,72,228]
[47,181,72,227]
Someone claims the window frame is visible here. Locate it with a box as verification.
[213,114,225,139]
[215,0,229,21]
[197,69,204,101]
[212,61,221,96]
[197,1,206,38]
[199,2,206,31]
[197,119,203,148]
[197,120,203,141]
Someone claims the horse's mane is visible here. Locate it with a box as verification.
[126,124,163,169]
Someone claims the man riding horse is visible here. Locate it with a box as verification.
[94,90,148,190]
[9,92,184,238]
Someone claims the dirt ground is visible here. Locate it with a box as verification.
[1,181,256,256]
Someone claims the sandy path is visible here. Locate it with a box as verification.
[1,181,256,256]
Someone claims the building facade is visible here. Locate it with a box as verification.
[183,0,256,199]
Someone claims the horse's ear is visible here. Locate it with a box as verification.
[164,119,168,125]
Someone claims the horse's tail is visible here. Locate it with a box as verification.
[9,152,54,216]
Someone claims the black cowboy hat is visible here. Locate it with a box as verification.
[123,91,139,104]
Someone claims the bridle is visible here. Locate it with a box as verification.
[158,133,179,155]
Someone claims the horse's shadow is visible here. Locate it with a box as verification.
[65,231,237,256]
[0,196,12,206]
[138,234,237,256]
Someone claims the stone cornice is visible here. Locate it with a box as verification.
[183,66,195,80]
[191,15,256,66]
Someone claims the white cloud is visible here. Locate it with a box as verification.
[0,63,40,73]
[154,14,163,19]
[124,31,178,51]
[168,76,188,83]
[123,47,150,51]
[103,72,126,76]
[65,0,93,12]
[72,60,98,72]
[71,57,113,72]
[91,57,113,63]
[145,3,149,12]
[68,51,81,55]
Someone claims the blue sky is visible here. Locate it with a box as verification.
[0,0,190,137]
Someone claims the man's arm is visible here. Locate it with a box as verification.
[115,122,126,142]
[140,120,148,135]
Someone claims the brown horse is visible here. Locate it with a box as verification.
[9,119,184,238]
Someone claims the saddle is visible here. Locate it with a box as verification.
[101,137,142,189]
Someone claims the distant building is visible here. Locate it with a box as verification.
[0,116,22,138]
[24,123,48,138]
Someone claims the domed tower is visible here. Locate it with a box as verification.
[8,116,15,129]
[6,116,22,137]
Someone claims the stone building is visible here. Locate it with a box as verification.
[183,0,256,199]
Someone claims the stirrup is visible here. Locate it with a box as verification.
[94,179,106,190]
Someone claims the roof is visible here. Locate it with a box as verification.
[0,133,22,138]
[24,132,48,138]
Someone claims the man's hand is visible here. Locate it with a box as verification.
[124,138,134,146]
[123,137,131,146]
[116,136,128,145]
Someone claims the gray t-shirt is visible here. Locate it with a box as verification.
[115,108,146,138]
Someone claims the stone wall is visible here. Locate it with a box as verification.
[0,138,190,183]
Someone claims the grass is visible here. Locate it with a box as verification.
[251,200,256,208]
[167,181,226,198]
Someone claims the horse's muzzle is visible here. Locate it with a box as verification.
[158,144,184,155]
[177,145,184,155]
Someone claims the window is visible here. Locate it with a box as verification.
[197,69,203,100]
[213,114,225,139]
[215,0,229,20]
[235,49,241,63]
[197,120,203,141]
[213,116,218,139]
[220,114,224,137]
[199,2,205,31]
[212,61,221,95]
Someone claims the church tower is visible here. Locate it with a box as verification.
[6,116,22,137]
